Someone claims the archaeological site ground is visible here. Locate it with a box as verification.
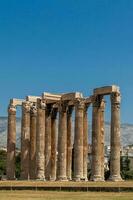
[0,85,132,200]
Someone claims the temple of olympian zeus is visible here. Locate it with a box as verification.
[6,85,122,182]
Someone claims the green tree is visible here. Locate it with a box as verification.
[0,150,6,177]
[15,152,21,179]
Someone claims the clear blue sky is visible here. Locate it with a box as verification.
[0,0,133,123]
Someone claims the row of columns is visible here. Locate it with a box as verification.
[6,98,89,181]
[6,91,122,181]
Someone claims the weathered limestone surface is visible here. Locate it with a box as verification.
[51,107,58,181]
[29,104,37,179]
[26,96,41,103]
[57,102,67,181]
[67,106,73,180]
[10,98,25,106]
[83,104,89,181]
[6,104,16,180]
[94,85,120,96]
[109,92,122,181]
[100,99,105,181]
[36,99,46,180]
[42,93,62,104]
[21,101,31,180]
[74,99,84,181]
[6,85,122,182]
[45,105,52,180]
[91,95,103,181]
[62,92,83,101]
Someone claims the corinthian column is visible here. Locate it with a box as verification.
[29,104,37,180]
[100,99,105,181]
[6,104,16,180]
[57,102,67,181]
[45,105,52,180]
[109,92,122,181]
[36,99,46,180]
[74,99,84,181]
[51,107,58,181]
[83,104,89,181]
[67,106,73,180]
[91,95,103,181]
[20,101,31,180]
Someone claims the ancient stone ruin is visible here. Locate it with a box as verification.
[6,85,122,181]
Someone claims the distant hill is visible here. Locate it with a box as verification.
[0,117,21,148]
[0,117,132,149]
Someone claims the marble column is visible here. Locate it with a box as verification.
[100,99,105,181]
[20,101,31,180]
[29,103,37,180]
[83,104,89,181]
[6,104,16,180]
[36,99,46,180]
[74,100,84,181]
[67,106,73,180]
[51,107,58,181]
[45,105,52,180]
[91,95,103,181]
[109,92,122,181]
[57,102,67,181]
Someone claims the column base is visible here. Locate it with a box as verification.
[82,177,88,182]
[108,175,123,182]
[90,175,103,182]
[49,178,56,181]
[73,177,81,182]
[36,178,46,181]
[73,176,85,182]
[45,176,57,181]
[57,176,68,181]
[67,177,72,181]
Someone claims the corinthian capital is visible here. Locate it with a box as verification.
[58,101,68,113]
[93,95,104,108]
[30,104,37,116]
[22,101,31,113]
[37,99,46,110]
[8,104,16,114]
[75,99,85,110]
[111,92,121,105]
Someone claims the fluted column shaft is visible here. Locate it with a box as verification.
[51,108,58,181]
[29,104,37,179]
[45,105,52,180]
[6,104,16,180]
[67,106,73,180]
[100,99,105,181]
[74,100,84,181]
[109,92,122,181]
[36,99,46,180]
[91,95,103,181]
[57,102,67,181]
[21,101,30,180]
[83,105,89,181]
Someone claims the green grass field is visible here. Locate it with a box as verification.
[0,191,133,200]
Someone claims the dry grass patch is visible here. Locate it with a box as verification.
[0,191,133,200]
[0,180,133,187]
